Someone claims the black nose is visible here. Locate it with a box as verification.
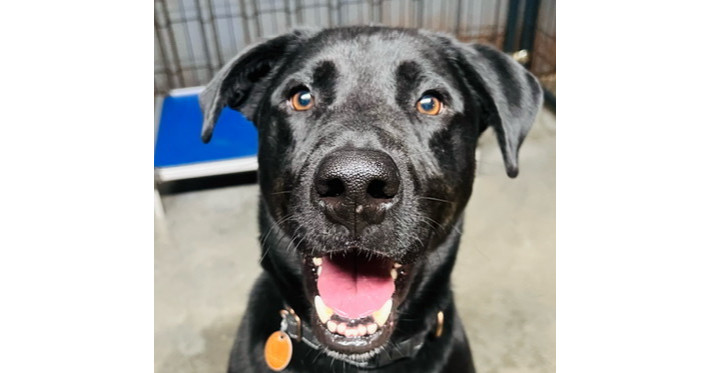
[314,149,400,236]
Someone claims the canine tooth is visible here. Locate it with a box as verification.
[327,320,337,332]
[357,324,367,336]
[366,323,378,334]
[314,295,333,323]
[372,299,393,327]
[390,268,398,280]
[317,266,322,276]
[393,263,402,268]
[337,322,347,334]
[312,257,323,266]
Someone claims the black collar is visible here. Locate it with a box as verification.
[279,307,441,369]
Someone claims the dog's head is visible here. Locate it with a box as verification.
[201,27,541,357]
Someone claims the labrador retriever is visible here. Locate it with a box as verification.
[200,26,542,372]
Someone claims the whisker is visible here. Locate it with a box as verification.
[423,216,449,233]
[259,214,295,248]
[417,196,455,205]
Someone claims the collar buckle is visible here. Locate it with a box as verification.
[279,307,302,342]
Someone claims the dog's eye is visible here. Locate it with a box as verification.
[290,90,314,111]
[416,94,442,115]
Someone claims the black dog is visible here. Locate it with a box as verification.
[200,26,542,372]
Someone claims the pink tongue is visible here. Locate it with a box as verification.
[317,254,395,319]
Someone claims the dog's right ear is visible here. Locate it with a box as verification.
[199,29,315,143]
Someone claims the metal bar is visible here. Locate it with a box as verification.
[205,0,225,66]
[177,0,198,85]
[283,0,292,27]
[519,0,541,68]
[296,0,304,24]
[154,14,174,89]
[397,0,407,27]
[193,0,215,75]
[377,0,383,24]
[238,0,252,44]
[463,0,471,36]
[416,0,423,28]
[327,0,334,27]
[172,64,219,72]
[159,0,186,87]
[478,0,485,39]
[251,0,263,37]
[336,0,343,25]
[492,0,501,47]
[454,0,462,37]
[399,0,405,26]
[503,0,521,52]
[223,0,240,54]
[272,3,279,34]
[316,0,323,25]
[357,0,363,23]
[439,1,442,31]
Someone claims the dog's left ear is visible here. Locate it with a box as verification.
[199,29,316,143]
[443,39,543,178]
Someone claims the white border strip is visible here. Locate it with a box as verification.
[155,156,258,183]
[168,86,205,97]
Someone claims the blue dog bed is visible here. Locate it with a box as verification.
[154,87,258,182]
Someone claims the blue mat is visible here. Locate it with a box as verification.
[154,90,257,168]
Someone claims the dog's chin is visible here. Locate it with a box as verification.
[300,247,416,356]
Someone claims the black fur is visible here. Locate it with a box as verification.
[199,26,543,372]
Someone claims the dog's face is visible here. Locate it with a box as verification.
[200,27,541,357]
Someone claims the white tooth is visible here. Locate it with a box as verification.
[390,268,398,280]
[393,263,402,268]
[366,323,378,334]
[337,323,347,334]
[314,295,333,323]
[345,328,357,337]
[312,257,323,266]
[317,266,322,276]
[357,324,367,336]
[372,299,393,327]
[327,320,337,332]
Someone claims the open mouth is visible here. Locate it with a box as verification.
[304,250,412,355]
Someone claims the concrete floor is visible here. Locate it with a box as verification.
[155,108,555,373]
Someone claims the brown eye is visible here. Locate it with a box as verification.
[416,94,442,115]
[291,90,314,111]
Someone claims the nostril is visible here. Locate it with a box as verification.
[367,179,395,199]
[317,178,345,198]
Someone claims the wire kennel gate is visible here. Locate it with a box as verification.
[154,0,555,105]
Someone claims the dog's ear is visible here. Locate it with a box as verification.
[445,40,543,178]
[199,29,315,143]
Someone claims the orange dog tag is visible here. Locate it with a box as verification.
[264,331,292,371]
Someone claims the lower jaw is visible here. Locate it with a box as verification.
[304,255,409,354]
[310,297,396,354]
